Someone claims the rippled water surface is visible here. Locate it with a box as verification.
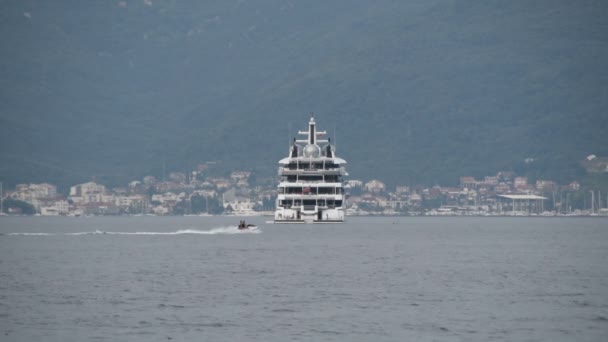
[1,216,607,341]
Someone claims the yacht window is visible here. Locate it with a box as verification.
[299,175,323,181]
[279,199,292,208]
[317,187,334,194]
[287,187,303,194]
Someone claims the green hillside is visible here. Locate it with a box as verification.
[1,0,607,188]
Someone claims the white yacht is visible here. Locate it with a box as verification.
[274,116,348,223]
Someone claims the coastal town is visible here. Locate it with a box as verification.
[2,156,608,217]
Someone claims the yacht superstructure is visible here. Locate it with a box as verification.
[274,116,348,223]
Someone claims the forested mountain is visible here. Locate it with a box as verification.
[1,0,607,188]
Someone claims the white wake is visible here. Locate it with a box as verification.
[6,232,54,236]
[5,226,260,236]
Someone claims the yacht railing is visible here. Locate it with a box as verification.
[278,167,344,175]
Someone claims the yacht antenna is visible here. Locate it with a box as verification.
[162,157,166,182]
[333,126,337,152]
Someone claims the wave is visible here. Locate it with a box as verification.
[4,226,260,236]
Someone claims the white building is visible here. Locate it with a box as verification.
[395,185,410,195]
[40,200,69,216]
[151,193,178,204]
[13,183,57,199]
[10,183,59,211]
[514,177,528,189]
[223,188,259,215]
[70,182,106,197]
[365,180,386,194]
[347,180,364,188]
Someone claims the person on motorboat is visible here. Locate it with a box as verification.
[238,220,256,229]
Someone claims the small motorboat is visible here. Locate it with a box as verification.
[238,221,256,230]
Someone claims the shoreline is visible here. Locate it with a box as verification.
[1,213,607,218]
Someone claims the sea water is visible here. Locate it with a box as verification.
[0,216,607,341]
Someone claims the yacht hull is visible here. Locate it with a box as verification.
[274,207,344,223]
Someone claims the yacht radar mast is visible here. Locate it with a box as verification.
[296,115,329,145]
